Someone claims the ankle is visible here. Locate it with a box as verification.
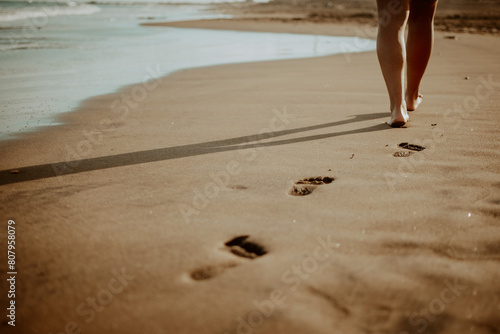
[406,90,420,102]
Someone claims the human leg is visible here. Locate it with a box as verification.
[406,0,439,111]
[376,0,410,127]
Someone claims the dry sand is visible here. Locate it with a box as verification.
[1,11,500,334]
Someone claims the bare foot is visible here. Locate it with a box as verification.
[386,105,409,128]
[406,93,423,111]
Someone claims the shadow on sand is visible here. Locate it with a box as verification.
[0,113,390,185]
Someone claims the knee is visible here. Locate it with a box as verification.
[408,1,438,23]
[378,1,409,28]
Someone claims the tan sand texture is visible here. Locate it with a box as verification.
[1,15,500,334]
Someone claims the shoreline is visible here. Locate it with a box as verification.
[2,16,500,334]
[0,17,372,144]
[143,18,370,37]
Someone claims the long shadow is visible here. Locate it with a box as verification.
[0,113,389,185]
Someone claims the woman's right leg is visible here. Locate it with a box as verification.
[406,0,439,111]
[376,0,410,127]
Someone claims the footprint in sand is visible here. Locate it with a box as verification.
[393,142,425,157]
[190,235,267,281]
[289,176,334,196]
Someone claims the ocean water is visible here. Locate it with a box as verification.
[0,0,376,141]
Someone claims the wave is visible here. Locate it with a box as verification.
[0,42,63,51]
[0,3,101,22]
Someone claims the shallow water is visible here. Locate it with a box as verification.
[0,1,376,141]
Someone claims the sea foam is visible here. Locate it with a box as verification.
[0,3,101,22]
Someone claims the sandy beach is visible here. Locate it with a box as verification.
[1,2,500,334]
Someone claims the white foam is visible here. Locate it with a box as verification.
[0,42,69,51]
[0,4,101,22]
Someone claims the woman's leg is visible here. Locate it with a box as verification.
[406,0,439,111]
[376,0,410,127]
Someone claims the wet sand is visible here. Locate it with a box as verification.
[1,12,500,334]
